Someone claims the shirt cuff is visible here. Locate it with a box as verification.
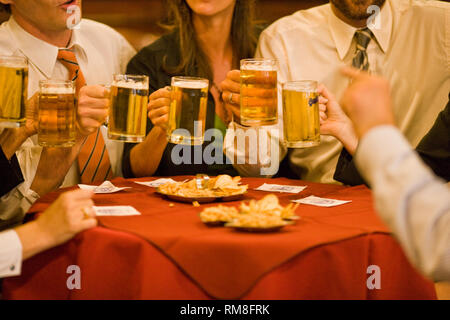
[355,125,412,185]
[0,230,23,278]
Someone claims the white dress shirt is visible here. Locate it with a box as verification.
[0,230,22,278]
[355,125,449,281]
[0,17,136,226]
[224,0,450,183]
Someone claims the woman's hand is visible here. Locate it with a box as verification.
[318,84,358,155]
[220,70,241,124]
[148,87,171,130]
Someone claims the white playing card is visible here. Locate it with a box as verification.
[93,206,141,216]
[293,195,351,207]
[255,183,307,194]
[78,181,131,194]
[134,178,177,187]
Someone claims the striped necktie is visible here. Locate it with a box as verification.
[352,28,373,71]
[57,49,113,183]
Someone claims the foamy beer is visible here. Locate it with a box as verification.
[108,74,149,142]
[240,58,277,126]
[282,81,320,148]
[38,80,76,147]
[167,76,209,145]
[0,56,28,127]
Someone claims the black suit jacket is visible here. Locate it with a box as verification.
[334,96,450,185]
[0,146,24,197]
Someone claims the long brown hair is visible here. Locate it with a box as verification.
[163,0,257,81]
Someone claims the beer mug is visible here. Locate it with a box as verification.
[108,74,149,143]
[240,58,277,126]
[167,76,209,146]
[282,81,320,148]
[38,80,76,147]
[0,56,28,128]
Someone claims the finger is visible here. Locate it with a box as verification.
[319,96,328,105]
[221,78,241,94]
[227,70,241,82]
[149,106,169,119]
[319,111,327,121]
[319,104,326,112]
[222,91,240,105]
[317,84,335,102]
[148,98,170,111]
[78,108,108,123]
[61,190,94,201]
[79,96,109,110]
[152,114,168,127]
[80,85,109,99]
[77,118,102,132]
[149,88,171,100]
[340,66,367,80]
[78,218,98,231]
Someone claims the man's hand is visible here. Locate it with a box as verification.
[148,87,171,131]
[35,189,97,247]
[24,92,38,137]
[220,70,241,123]
[77,85,109,136]
[339,67,395,138]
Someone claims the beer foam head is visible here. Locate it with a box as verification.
[240,59,277,71]
[172,80,208,89]
[0,57,27,69]
[40,86,75,94]
[113,80,148,90]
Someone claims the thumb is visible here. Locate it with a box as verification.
[79,218,98,231]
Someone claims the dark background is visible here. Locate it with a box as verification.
[0,0,327,50]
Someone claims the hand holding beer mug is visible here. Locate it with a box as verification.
[240,59,277,126]
[108,75,149,143]
[148,86,171,130]
[0,56,28,128]
[167,76,209,145]
[77,85,110,136]
[282,81,320,148]
[38,80,76,147]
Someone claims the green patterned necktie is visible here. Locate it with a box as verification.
[352,28,373,71]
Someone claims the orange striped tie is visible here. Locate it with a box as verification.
[57,49,113,183]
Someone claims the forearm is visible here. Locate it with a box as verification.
[224,121,285,177]
[30,136,84,196]
[0,128,30,159]
[356,126,450,280]
[14,221,55,260]
[335,125,359,156]
[130,126,168,177]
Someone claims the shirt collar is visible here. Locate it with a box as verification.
[7,17,88,78]
[328,0,393,60]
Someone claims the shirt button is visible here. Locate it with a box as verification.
[10,265,15,271]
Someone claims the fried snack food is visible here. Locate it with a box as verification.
[239,194,299,220]
[200,194,299,228]
[199,205,239,223]
[158,175,248,198]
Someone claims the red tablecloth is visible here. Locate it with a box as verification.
[2,177,436,300]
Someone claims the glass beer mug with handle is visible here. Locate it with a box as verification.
[38,80,76,147]
[0,56,28,128]
[282,80,320,148]
[108,74,149,143]
[240,58,278,126]
[167,76,209,146]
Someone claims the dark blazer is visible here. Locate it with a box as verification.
[334,95,450,185]
[0,147,24,197]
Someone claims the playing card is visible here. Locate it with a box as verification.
[255,183,307,194]
[293,195,351,207]
[78,181,131,194]
[93,206,141,216]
